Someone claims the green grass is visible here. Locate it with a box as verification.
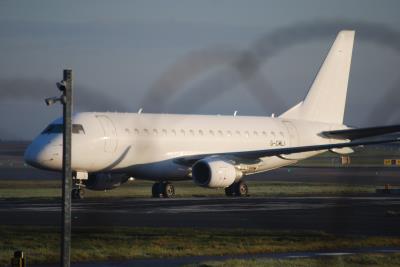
[188,253,400,267]
[0,179,377,199]
[1,226,400,266]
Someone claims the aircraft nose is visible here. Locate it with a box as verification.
[24,142,41,167]
[24,140,62,170]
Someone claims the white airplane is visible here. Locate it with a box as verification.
[24,30,400,199]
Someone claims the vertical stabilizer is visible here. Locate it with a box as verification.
[280,30,355,124]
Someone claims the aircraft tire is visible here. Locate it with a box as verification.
[72,188,85,199]
[162,182,175,198]
[234,181,249,197]
[152,182,161,198]
[77,188,85,199]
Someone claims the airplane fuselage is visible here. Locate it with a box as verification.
[25,112,344,180]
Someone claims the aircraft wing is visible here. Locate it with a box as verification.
[321,124,400,140]
[175,137,399,166]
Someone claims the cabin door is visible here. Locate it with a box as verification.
[96,115,118,152]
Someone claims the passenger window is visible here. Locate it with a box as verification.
[171,129,177,136]
[162,129,167,136]
[235,130,241,136]
[209,130,215,136]
[189,129,195,136]
[244,131,249,138]
[226,130,232,137]
[199,130,204,136]
[253,131,258,137]
[181,129,186,136]
[153,129,158,135]
[134,128,139,135]
[143,129,149,135]
[218,130,223,136]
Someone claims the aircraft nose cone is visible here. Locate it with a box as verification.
[24,141,62,170]
[24,142,42,168]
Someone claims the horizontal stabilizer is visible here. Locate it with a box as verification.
[330,147,354,155]
[321,125,400,140]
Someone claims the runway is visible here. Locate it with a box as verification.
[1,196,400,236]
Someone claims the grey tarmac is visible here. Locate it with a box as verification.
[30,247,400,267]
[1,195,400,236]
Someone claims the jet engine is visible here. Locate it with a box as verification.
[84,173,129,190]
[192,157,242,188]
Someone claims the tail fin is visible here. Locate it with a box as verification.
[280,30,355,124]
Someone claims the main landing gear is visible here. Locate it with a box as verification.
[152,181,175,198]
[225,180,249,197]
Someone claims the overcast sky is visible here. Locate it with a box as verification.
[1,0,400,140]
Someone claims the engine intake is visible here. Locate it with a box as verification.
[192,157,242,188]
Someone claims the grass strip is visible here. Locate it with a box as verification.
[1,226,400,266]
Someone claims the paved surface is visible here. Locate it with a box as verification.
[1,196,400,235]
[30,247,400,267]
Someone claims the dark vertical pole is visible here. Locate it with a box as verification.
[61,69,72,267]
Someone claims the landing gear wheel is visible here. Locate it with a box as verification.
[234,181,248,197]
[162,182,175,198]
[72,188,85,199]
[225,184,235,196]
[152,182,161,198]
[152,182,175,198]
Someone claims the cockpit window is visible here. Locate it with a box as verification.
[42,124,85,134]
[72,124,85,134]
[42,124,63,134]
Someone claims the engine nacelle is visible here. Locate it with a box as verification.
[84,173,129,191]
[192,157,242,188]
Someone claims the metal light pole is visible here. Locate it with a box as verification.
[61,69,72,267]
[45,69,73,267]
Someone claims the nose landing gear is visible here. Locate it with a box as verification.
[71,187,85,199]
[72,175,86,199]
[152,181,175,198]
